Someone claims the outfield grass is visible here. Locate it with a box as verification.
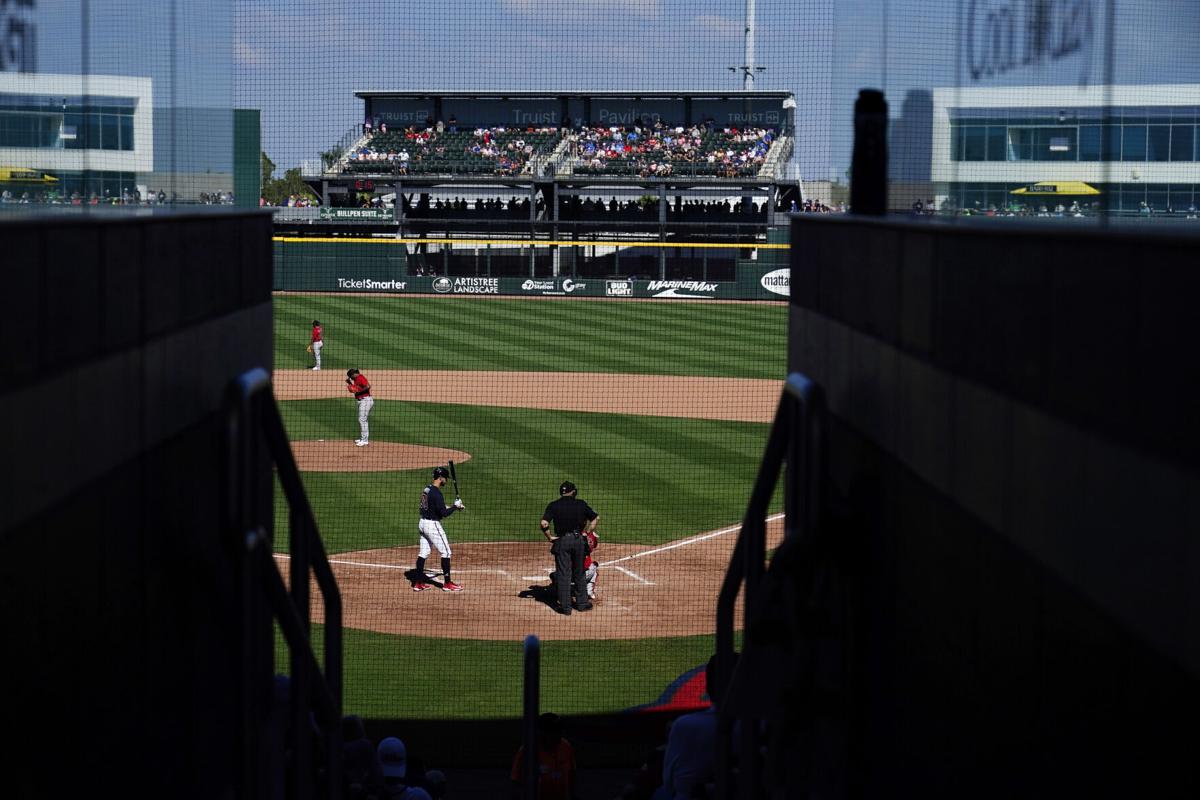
[287,626,734,718]
[274,293,779,719]
[274,295,787,379]
[277,400,779,553]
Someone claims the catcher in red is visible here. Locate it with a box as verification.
[582,530,599,602]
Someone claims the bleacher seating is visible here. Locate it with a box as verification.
[569,124,775,178]
[343,127,561,176]
[334,121,778,180]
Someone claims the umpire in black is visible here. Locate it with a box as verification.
[540,480,599,615]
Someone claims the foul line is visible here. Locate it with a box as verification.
[614,565,655,585]
[602,512,784,567]
[277,513,783,577]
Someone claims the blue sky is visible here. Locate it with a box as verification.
[232,0,1200,177]
[20,0,1200,178]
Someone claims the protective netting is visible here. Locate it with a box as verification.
[7,0,1199,733]
[243,0,811,724]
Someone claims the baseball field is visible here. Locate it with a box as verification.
[271,292,787,719]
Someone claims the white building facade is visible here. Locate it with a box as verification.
[0,73,153,199]
[932,84,1200,212]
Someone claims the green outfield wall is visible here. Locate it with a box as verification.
[273,236,790,300]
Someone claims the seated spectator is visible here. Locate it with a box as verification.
[378,737,431,800]
[658,653,738,799]
[510,712,577,800]
[424,769,447,799]
[342,715,385,800]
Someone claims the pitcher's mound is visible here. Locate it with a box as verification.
[291,441,471,472]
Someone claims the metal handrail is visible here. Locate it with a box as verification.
[522,635,541,799]
[228,367,343,800]
[715,372,826,798]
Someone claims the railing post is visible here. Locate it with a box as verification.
[523,635,540,799]
[228,368,343,800]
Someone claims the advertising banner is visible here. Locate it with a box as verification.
[442,98,561,129]
[318,208,396,221]
[692,98,787,130]
[274,241,789,299]
[514,276,601,297]
[368,99,434,128]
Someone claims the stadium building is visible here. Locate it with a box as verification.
[0,72,153,200]
[931,84,1200,212]
[303,90,798,225]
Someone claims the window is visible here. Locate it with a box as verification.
[83,116,100,149]
[1171,125,1194,161]
[1101,125,1121,161]
[1168,185,1195,211]
[1008,127,1077,160]
[1079,125,1101,160]
[1147,125,1170,161]
[962,126,986,161]
[119,115,134,150]
[986,126,1006,160]
[63,113,82,149]
[100,114,118,150]
[1122,125,1146,160]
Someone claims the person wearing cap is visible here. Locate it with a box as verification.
[376,738,434,800]
[413,466,466,592]
[539,480,599,615]
[377,737,432,799]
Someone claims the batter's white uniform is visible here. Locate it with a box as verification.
[417,517,452,560]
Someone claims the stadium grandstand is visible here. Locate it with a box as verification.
[289,91,798,227]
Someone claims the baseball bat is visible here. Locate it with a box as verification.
[448,460,463,503]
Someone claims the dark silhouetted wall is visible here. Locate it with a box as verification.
[0,211,273,797]
[788,215,1199,796]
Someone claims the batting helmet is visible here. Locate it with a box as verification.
[433,466,450,480]
[560,480,577,495]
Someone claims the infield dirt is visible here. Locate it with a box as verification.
[276,367,783,641]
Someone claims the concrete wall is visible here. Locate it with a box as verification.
[788,215,1199,795]
[0,211,274,796]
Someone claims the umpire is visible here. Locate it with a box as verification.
[540,481,599,615]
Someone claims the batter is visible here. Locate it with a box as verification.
[345,368,373,446]
[414,466,466,592]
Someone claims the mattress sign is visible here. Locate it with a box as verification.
[759,268,790,297]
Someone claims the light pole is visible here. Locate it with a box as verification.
[728,0,766,89]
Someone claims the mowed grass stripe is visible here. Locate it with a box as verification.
[275,400,774,554]
[274,295,785,377]
[294,626,727,719]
